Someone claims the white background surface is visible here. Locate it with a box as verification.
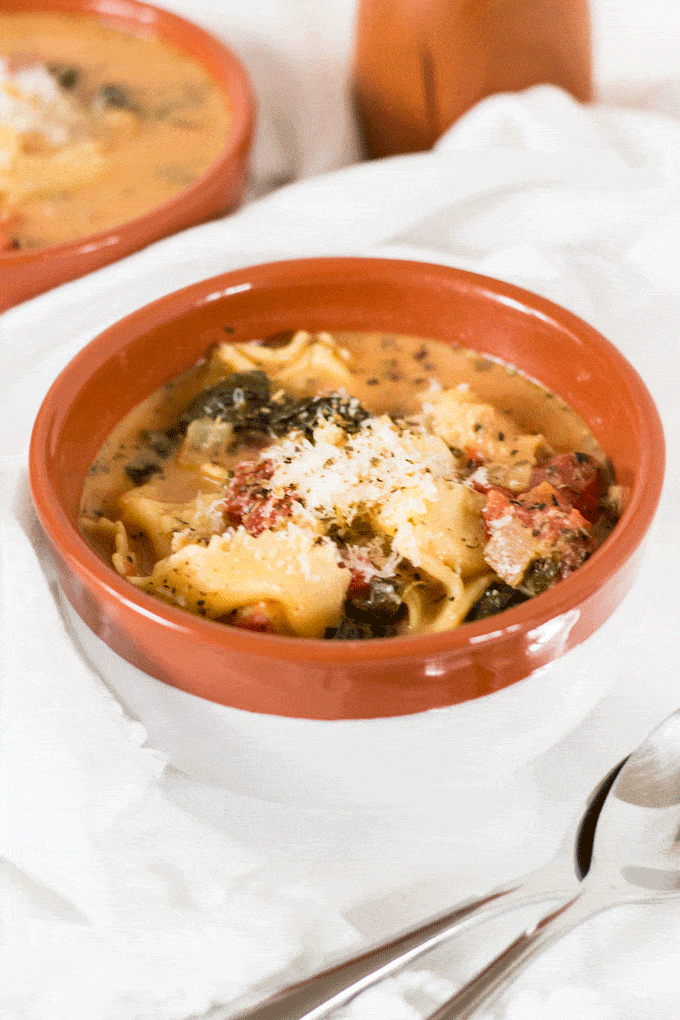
[2,2,680,1019]
[593,0,680,82]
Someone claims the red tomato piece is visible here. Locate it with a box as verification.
[223,460,299,536]
[482,480,596,587]
[528,452,603,521]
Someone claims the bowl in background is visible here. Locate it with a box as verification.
[0,0,255,311]
[29,257,665,804]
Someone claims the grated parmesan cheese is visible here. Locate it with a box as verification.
[342,537,402,577]
[0,59,88,157]
[466,465,490,490]
[169,496,229,553]
[264,414,459,526]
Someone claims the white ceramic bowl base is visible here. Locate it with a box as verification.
[62,595,635,809]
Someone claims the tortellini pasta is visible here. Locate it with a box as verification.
[81,330,617,638]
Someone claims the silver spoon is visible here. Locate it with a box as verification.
[426,708,680,1019]
[228,757,627,1019]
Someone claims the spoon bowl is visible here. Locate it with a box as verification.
[588,712,680,897]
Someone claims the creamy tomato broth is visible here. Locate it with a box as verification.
[0,12,231,249]
[80,331,620,639]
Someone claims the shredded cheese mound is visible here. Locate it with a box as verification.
[341,537,403,582]
[0,59,87,156]
[264,414,459,525]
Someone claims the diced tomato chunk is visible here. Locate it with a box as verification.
[529,453,603,522]
[482,480,596,587]
[343,552,373,592]
[338,547,385,595]
[223,459,299,536]
[346,576,370,597]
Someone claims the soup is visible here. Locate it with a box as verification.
[0,11,232,250]
[80,331,621,639]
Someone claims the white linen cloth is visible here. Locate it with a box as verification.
[2,2,680,1018]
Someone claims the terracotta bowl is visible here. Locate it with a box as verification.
[29,258,665,804]
[0,0,255,311]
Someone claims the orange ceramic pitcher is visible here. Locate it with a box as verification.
[353,0,592,157]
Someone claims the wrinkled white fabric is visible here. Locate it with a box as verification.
[2,2,680,1019]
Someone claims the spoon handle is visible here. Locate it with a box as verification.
[424,891,602,1019]
[230,870,576,1020]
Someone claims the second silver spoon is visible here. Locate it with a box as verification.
[428,708,680,1018]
